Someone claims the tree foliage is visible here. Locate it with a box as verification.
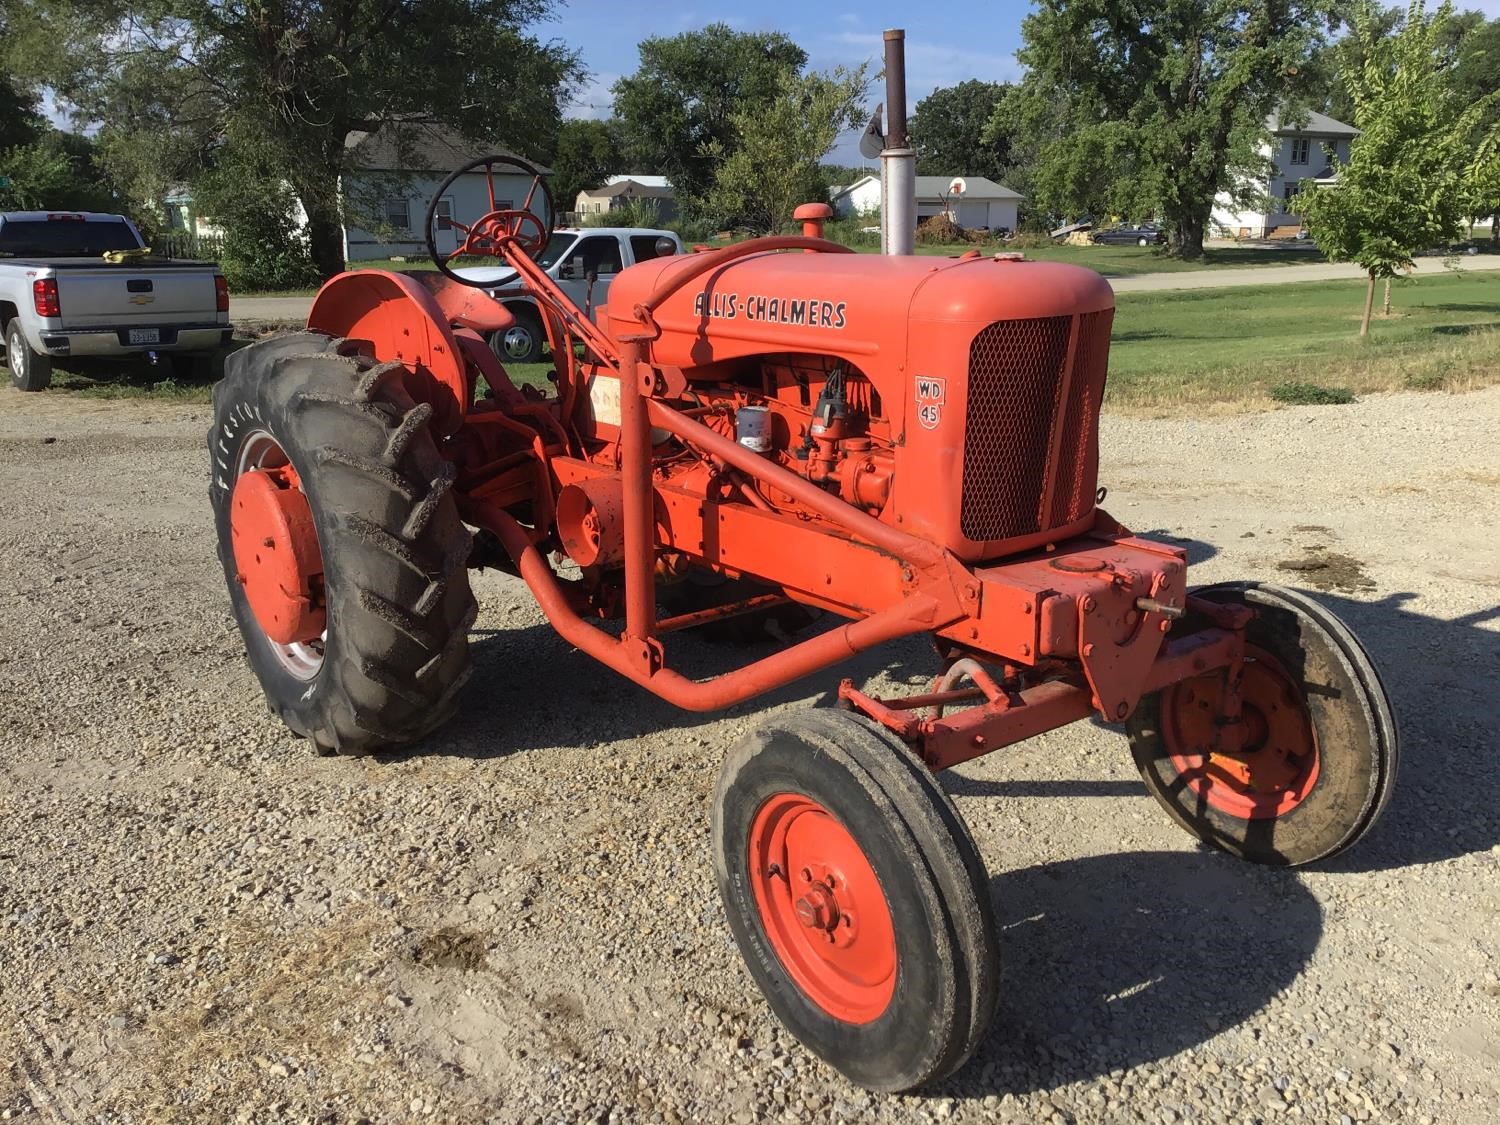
[0,132,116,212]
[1297,1,1500,334]
[1450,11,1500,235]
[999,0,1333,258]
[612,24,808,213]
[549,119,624,214]
[700,65,869,234]
[5,0,581,277]
[911,80,1013,181]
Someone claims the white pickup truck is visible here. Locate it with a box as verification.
[455,226,684,363]
[0,211,231,391]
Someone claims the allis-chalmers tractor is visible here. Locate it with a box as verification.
[209,158,1397,1091]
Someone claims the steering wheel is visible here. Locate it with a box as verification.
[424,154,556,288]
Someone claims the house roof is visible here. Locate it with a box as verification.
[580,179,675,200]
[1268,110,1359,138]
[832,173,1025,202]
[914,175,1024,200]
[345,119,550,175]
[606,174,671,189]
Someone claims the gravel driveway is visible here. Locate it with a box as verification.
[2,385,1498,1123]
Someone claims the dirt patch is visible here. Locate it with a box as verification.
[410,927,490,971]
[1276,549,1376,591]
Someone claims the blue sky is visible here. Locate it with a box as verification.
[544,0,1036,165]
[544,0,1500,166]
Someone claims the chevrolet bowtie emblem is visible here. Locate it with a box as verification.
[129,294,155,305]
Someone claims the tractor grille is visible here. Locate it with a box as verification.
[959,309,1114,543]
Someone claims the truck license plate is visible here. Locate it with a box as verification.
[128,328,160,345]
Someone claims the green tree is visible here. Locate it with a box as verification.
[701,65,869,233]
[1298,1,1500,335]
[1000,0,1333,258]
[0,131,117,212]
[549,119,624,214]
[6,0,581,278]
[911,80,1012,181]
[1451,14,1500,239]
[612,24,808,213]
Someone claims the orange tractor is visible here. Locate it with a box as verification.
[209,159,1397,1091]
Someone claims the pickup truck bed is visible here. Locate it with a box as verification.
[1,210,231,391]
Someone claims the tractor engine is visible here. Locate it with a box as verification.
[597,250,1116,563]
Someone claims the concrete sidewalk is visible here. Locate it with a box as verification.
[1110,253,1500,293]
[228,254,1500,323]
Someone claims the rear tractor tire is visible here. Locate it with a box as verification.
[712,709,999,1092]
[208,331,477,755]
[1128,582,1397,866]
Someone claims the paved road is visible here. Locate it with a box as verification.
[229,254,1500,323]
[1110,253,1500,293]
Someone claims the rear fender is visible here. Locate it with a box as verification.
[307,269,472,436]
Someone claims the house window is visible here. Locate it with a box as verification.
[1283,182,1300,204]
[383,199,411,233]
[1290,138,1310,165]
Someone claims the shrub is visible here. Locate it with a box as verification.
[1269,382,1356,405]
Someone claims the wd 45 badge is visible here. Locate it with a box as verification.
[915,376,946,430]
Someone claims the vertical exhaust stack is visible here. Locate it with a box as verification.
[880,29,916,256]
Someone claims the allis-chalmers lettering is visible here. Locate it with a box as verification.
[693,291,848,329]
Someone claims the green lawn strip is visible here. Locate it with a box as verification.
[1106,272,1500,408]
[51,271,1500,408]
[848,242,1325,276]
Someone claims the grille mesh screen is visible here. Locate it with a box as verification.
[959,315,1073,542]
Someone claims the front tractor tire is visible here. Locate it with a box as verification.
[1128,582,1398,866]
[712,710,999,1092]
[209,332,476,755]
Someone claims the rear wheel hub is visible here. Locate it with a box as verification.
[230,463,326,647]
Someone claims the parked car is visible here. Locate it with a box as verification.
[0,211,230,391]
[1090,224,1166,247]
[454,227,685,363]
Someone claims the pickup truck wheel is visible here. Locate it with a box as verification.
[5,321,53,392]
[490,307,544,365]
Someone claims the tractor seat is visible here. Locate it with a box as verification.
[397,270,517,333]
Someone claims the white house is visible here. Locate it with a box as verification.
[831,174,1025,232]
[575,176,677,221]
[341,121,552,262]
[1211,111,1359,239]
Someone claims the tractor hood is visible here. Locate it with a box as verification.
[603,249,1114,372]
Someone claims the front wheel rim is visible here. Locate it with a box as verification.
[748,793,897,1023]
[1161,645,1320,819]
[8,333,23,372]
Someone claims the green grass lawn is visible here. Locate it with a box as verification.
[855,241,1325,277]
[1106,271,1500,408]
[39,270,1499,409]
[238,243,1325,297]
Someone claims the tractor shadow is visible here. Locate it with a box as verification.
[1301,589,1500,874]
[393,613,936,763]
[942,848,1321,1098]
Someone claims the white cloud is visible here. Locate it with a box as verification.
[564,70,621,121]
[813,28,1022,111]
